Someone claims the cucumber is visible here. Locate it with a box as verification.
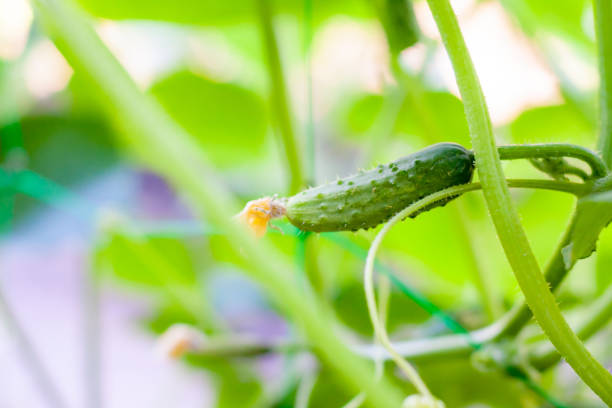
[285,143,474,232]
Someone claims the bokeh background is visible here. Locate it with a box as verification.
[0,0,610,406]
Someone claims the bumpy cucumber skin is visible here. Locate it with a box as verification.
[286,143,474,232]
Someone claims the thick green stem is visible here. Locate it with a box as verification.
[495,224,573,338]
[531,281,612,370]
[594,0,612,167]
[426,0,612,404]
[498,144,607,179]
[256,0,305,194]
[30,0,404,406]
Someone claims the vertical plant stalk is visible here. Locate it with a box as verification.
[0,284,68,408]
[303,0,315,184]
[594,0,612,167]
[256,0,305,194]
[426,0,612,404]
[29,0,405,406]
[84,266,102,408]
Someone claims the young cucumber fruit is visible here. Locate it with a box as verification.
[285,143,474,232]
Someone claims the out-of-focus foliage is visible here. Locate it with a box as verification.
[151,71,268,167]
[507,103,594,145]
[3,0,611,406]
[74,0,371,25]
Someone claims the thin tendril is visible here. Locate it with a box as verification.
[342,275,391,408]
[363,179,585,403]
[363,183,495,398]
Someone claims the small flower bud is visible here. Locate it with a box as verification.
[402,395,446,408]
[235,197,286,237]
[156,324,206,359]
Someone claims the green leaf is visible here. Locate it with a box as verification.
[502,0,592,49]
[150,71,268,167]
[334,282,429,337]
[75,0,370,26]
[337,90,470,147]
[507,103,594,145]
[187,356,264,408]
[525,0,591,46]
[216,367,263,408]
[1,114,118,185]
[562,189,612,269]
[98,232,199,287]
[341,93,384,137]
[308,368,354,408]
[419,359,534,407]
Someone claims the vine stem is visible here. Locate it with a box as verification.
[594,0,612,167]
[256,0,305,194]
[531,280,612,370]
[498,144,607,179]
[30,0,405,406]
[426,0,612,404]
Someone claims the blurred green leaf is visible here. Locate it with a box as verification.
[380,204,474,290]
[1,114,117,184]
[187,356,264,408]
[500,0,592,52]
[516,189,575,264]
[420,359,537,407]
[336,90,470,147]
[308,367,354,408]
[334,282,429,336]
[341,93,384,137]
[99,233,198,287]
[146,302,201,334]
[150,71,268,167]
[75,0,371,25]
[507,103,594,145]
[216,367,263,408]
[518,0,590,46]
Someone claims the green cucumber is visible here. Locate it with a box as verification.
[285,143,474,232]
